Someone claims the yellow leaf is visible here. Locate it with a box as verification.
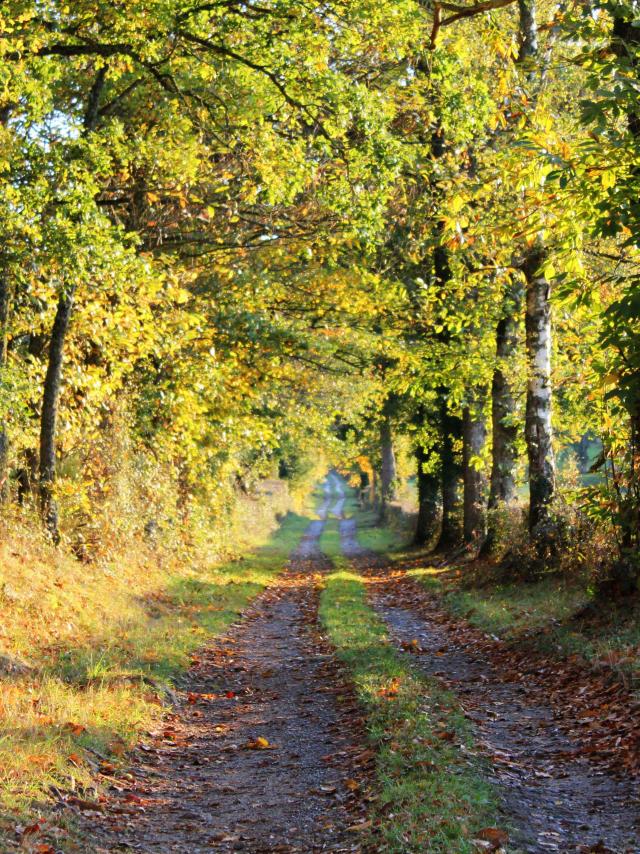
[449,194,465,214]
[600,170,616,189]
[245,736,271,750]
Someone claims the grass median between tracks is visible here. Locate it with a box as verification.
[318,525,502,853]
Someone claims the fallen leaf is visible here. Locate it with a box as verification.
[377,677,401,699]
[474,828,509,851]
[244,736,271,750]
[436,730,456,742]
[401,638,423,653]
[67,796,104,812]
[347,820,372,832]
[64,721,86,736]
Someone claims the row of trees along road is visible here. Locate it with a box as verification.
[0,0,639,595]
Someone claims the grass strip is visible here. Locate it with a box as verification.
[349,502,412,555]
[318,550,501,852]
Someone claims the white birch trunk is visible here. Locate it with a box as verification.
[524,256,555,530]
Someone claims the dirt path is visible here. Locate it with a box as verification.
[84,497,640,854]
[325,473,346,519]
[339,518,640,854]
[90,515,366,853]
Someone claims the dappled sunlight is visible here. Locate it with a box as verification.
[2,0,639,842]
[0,673,154,805]
[407,566,450,578]
[324,569,362,584]
[319,553,500,851]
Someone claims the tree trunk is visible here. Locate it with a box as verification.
[517,0,538,62]
[380,414,397,521]
[440,446,461,549]
[482,281,522,554]
[358,469,370,507]
[610,14,640,586]
[414,443,440,547]
[489,284,522,508]
[435,391,462,551]
[0,270,9,500]
[39,289,74,542]
[429,121,463,552]
[0,101,11,500]
[629,394,640,547]
[370,467,378,509]
[463,387,488,548]
[36,70,106,540]
[523,250,555,532]
[516,0,556,535]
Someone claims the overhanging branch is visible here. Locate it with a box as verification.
[420,0,519,46]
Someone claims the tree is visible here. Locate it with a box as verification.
[483,278,522,553]
[379,397,399,522]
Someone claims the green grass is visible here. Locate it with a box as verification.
[446,579,640,685]
[337,486,361,518]
[407,565,640,691]
[52,512,309,689]
[355,508,407,554]
[320,516,342,554]
[319,523,501,853]
[337,487,412,555]
[439,577,588,638]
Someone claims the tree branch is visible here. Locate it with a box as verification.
[441,0,519,27]
[175,29,310,114]
[420,0,519,46]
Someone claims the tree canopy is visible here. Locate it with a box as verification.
[1,0,639,590]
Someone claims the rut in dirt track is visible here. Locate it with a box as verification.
[91,514,364,854]
[339,518,640,854]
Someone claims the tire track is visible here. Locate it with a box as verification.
[339,517,640,854]
[89,515,365,853]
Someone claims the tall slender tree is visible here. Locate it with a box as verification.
[379,399,398,522]
[483,278,522,552]
[463,387,488,547]
[518,0,557,535]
